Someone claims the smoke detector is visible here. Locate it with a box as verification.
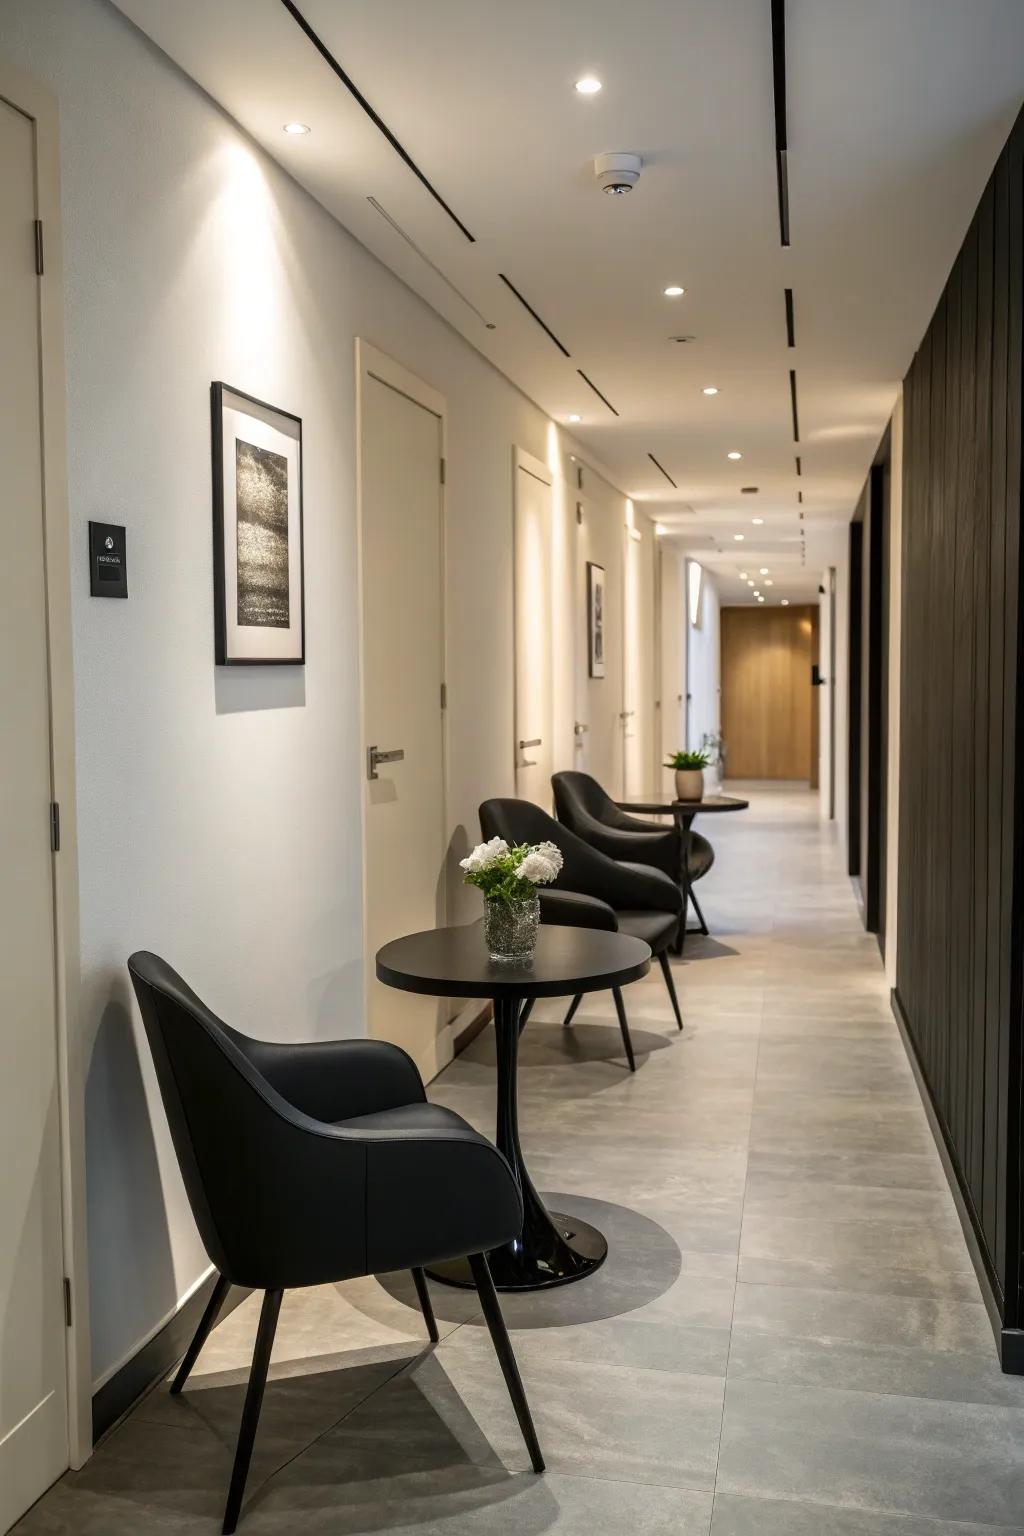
[594,152,643,195]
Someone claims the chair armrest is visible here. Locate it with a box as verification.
[581,820,678,876]
[539,887,618,930]
[236,1036,426,1124]
[610,861,684,914]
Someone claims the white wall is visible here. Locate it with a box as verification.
[658,546,686,794]
[686,564,722,778]
[0,0,617,1387]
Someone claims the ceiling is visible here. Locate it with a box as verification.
[114,0,1024,603]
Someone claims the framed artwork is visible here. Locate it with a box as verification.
[587,561,605,678]
[211,382,304,665]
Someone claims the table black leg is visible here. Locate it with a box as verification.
[427,993,608,1292]
[675,814,694,955]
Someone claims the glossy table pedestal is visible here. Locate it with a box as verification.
[375,923,651,1291]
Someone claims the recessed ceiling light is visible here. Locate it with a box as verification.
[283,122,311,135]
[733,533,744,541]
[655,522,668,536]
[765,579,773,586]
[568,414,582,423]
[752,517,764,525]
[747,580,755,587]
[739,571,748,579]
[757,595,765,603]
[664,285,685,297]
[702,386,719,396]
[759,567,769,575]
[781,598,789,605]
[575,76,602,94]
[727,451,742,460]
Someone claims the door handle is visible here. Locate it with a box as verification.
[574,722,589,736]
[367,745,405,781]
[619,711,635,720]
[518,738,542,749]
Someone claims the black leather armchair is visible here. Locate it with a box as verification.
[479,800,684,1067]
[128,952,543,1534]
[552,770,714,935]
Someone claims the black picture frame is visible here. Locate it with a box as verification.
[587,561,605,678]
[211,381,305,665]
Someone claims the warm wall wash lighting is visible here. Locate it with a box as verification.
[655,523,668,536]
[703,386,719,396]
[575,76,602,94]
[283,122,311,134]
[728,451,742,460]
[664,285,685,297]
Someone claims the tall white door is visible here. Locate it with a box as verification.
[514,450,553,806]
[360,351,447,1081]
[0,94,69,1529]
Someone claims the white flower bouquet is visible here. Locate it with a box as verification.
[460,837,563,900]
[460,836,563,959]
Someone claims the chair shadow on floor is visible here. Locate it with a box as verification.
[374,1195,683,1331]
[72,1347,567,1535]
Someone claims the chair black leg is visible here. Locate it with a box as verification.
[222,1288,283,1536]
[658,951,684,1032]
[518,998,535,1034]
[171,1272,231,1395]
[468,1253,544,1474]
[411,1266,439,1343]
[688,885,710,937]
[562,993,583,1028]
[611,988,636,1072]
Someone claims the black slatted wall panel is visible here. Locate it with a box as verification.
[895,116,1024,1363]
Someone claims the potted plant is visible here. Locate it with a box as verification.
[664,749,710,803]
[460,836,563,961]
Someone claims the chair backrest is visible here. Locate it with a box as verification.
[479,797,613,893]
[128,952,364,1287]
[551,771,615,833]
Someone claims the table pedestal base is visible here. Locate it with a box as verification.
[427,1209,607,1292]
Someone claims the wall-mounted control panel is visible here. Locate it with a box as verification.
[89,522,127,598]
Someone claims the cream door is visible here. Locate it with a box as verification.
[622,514,655,795]
[359,346,447,1081]
[659,546,686,793]
[0,94,69,1530]
[513,449,553,806]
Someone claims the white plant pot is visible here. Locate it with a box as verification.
[674,768,704,802]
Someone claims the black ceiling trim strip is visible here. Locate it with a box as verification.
[648,453,677,488]
[795,453,802,475]
[771,0,791,246]
[789,369,800,443]
[798,490,803,503]
[785,287,796,346]
[577,370,620,416]
[279,0,475,243]
[498,274,572,357]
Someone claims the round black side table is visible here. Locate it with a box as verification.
[376,923,651,1291]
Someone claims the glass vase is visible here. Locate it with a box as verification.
[484,893,540,962]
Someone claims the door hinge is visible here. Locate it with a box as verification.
[439,457,446,485]
[63,1277,72,1327]
[440,681,448,710]
[50,802,60,852]
[34,219,44,276]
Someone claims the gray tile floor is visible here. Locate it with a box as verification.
[18,785,1024,1533]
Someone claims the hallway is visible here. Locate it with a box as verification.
[15,787,1024,1534]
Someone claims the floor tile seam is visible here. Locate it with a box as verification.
[708,1485,1024,1532]
[709,1018,762,1498]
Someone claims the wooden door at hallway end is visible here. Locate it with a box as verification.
[721,604,815,780]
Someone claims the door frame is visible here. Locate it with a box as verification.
[0,57,90,1468]
[354,339,449,1051]
[512,445,554,794]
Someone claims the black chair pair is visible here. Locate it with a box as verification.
[553,771,714,937]
[128,952,544,1534]
[480,798,684,1071]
